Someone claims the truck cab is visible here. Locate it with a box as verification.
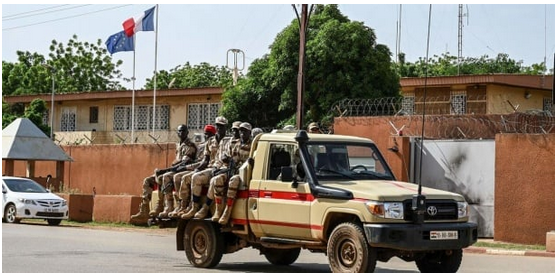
[177,130,477,273]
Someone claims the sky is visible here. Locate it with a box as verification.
[2,3,555,90]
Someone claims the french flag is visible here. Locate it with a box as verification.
[122,6,155,37]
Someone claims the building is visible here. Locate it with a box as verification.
[3,87,223,144]
[400,74,553,115]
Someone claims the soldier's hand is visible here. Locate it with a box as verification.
[248,157,254,166]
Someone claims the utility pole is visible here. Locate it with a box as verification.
[226,49,245,86]
[294,4,309,130]
[43,64,55,139]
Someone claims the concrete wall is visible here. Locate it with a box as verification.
[494,133,555,245]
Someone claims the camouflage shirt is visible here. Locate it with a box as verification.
[176,138,197,164]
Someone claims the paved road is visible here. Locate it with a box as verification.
[2,223,554,273]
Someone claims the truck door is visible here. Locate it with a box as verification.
[254,143,312,240]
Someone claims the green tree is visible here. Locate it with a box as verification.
[2,34,125,96]
[222,4,400,129]
[397,52,549,77]
[144,62,233,89]
[2,99,50,136]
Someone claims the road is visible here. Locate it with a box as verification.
[2,223,554,273]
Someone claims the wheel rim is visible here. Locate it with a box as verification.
[7,206,16,222]
[338,238,357,267]
[192,227,208,256]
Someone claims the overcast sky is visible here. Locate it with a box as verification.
[3,3,554,89]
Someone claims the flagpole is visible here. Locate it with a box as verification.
[131,36,136,143]
[152,4,159,134]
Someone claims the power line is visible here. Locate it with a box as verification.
[3,5,92,22]
[2,5,69,19]
[2,5,132,31]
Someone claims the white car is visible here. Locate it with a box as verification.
[2,176,68,226]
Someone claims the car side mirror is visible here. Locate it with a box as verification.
[2,188,7,194]
[280,166,293,182]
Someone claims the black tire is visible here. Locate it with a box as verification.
[263,247,301,265]
[4,204,20,223]
[47,219,62,226]
[183,220,225,268]
[327,222,376,273]
[415,249,463,273]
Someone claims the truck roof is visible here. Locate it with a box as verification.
[258,131,376,144]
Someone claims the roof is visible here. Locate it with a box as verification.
[2,87,224,104]
[2,118,73,161]
[400,74,553,90]
[260,130,375,144]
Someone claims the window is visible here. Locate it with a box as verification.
[187,103,220,130]
[113,105,169,131]
[60,107,76,132]
[402,96,415,115]
[267,143,296,180]
[544,98,553,113]
[89,106,99,123]
[451,91,467,115]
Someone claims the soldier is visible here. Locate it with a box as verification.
[216,122,252,225]
[167,124,216,218]
[181,116,231,219]
[130,124,196,225]
[308,122,321,134]
[251,127,263,138]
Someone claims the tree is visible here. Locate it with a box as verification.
[144,62,233,89]
[396,52,549,77]
[2,34,125,97]
[222,5,400,129]
[2,99,50,136]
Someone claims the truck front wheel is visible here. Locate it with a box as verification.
[183,220,224,268]
[415,249,463,273]
[327,222,376,273]
[263,247,301,265]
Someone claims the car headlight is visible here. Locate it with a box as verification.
[62,200,67,207]
[17,198,36,205]
[457,201,468,218]
[367,201,404,219]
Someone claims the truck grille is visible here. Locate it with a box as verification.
[403,200,458,221]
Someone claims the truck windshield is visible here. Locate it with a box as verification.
[306,142,394,181]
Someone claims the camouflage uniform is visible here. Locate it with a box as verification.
[181,117,230,219]
[216,122,252,224]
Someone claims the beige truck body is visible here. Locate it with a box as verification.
[177,131,477,273]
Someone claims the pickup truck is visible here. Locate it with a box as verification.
[176,130,477,273]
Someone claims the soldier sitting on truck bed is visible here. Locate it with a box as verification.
[211,122,252,224]
[180,116,231,220]
[166,124,216,218]
[129,124,197,225]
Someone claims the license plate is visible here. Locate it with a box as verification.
[430,230,458,240]
[45,208,59,212]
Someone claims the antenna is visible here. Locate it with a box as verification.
[226,49,245,86]
[458,4,469,75]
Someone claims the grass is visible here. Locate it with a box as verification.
[474,241,546,251]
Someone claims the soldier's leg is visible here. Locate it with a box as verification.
[182,168,213,219]
[179,171,195,218]
[131,175,155,224]
[219,174,242,225]
[210,173,228,221]
[169,170,189,218]
[149,174,164,217]
[158,171,175,218]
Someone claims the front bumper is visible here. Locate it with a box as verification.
[363,222,478,251]
[15,203,69,219]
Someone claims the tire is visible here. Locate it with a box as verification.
[4,204,20,224]
[47,219,62,226]
[327,222,376,273]
[263,247,301,265]
[183,220,225,268]
[415,249,463,273]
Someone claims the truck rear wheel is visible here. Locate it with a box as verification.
[415,249,463,273]
[263,247,301,265]
[183,220,224,268]
[327,222,376,273]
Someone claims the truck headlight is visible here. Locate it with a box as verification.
[367,201,404,219]
[457,201,468,218]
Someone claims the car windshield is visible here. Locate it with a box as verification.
[3,178,48,193]
[306,142,394,181]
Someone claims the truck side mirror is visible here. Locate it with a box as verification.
[280,166,293,182]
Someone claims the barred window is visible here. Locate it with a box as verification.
[113,105,169,131]
[402,96,415,115]
[451,91,467,115]
[544,98,553,112]
[89,106,99,123]
[42,110,49,126]
[60,107,76,132]
[187,103,221,130]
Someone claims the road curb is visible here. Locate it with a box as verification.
[464,247,555,258]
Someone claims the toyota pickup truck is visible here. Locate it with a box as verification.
[176,130,477,273]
